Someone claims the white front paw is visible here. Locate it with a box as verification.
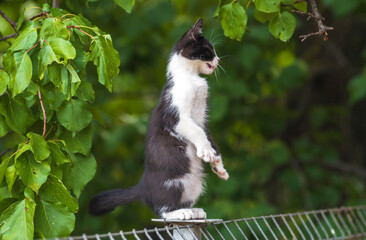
[162,209,195,220]
[197,145,216,162]
[211,156,229,181]
[191,208,207,219]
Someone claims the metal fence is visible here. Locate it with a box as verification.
[60,205,366,240]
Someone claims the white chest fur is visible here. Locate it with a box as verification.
[162,53,209,205]
[168,54,208,127]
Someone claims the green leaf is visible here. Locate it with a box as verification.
[40,18,69,41]
[63,153,96,197]
[348,73,366,104]
[48,38,76,61]
[24,187,35,200]
[294,1,307,12]
[39,175,78,212]
[38,44,59,79]
[0,186,11,201]
[10,23,38,51]
[114,0,135,13]
[59,65,79,99]
[0,198,36,240]
[60,126,93,155]
[66,16,93,46]
[47,63,62,88]
[0,96,35,134]
[8,51,33,97]
[0,157,10,185]
[42,3,51,12]
[5,165,17,196]
[48,141,70,165]
[34,199,75,238]
[76,81,95,103]
[27,132,51,162]
[40,82,66,111]
[57,99,92,135]
[254,0,280,13]
[85,35,120,92]
[0,115,9,138]
[34,202,73,239]
[220,2,248,41]
[15,153,51,193]
[66,64,81,84]
[0,71,9,95]
[254,9,278,23]
[269,11,296,42]
[16,9,25,31]
[14,143,31,161]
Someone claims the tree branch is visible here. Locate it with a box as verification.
[0,33,17,42]
[294,0,334,42]
[0,9,17,34]
[37,87,47,138]
[53,0,59,8]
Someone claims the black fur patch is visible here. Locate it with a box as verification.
[172,19,216,61]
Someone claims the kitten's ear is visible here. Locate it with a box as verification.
[189,18,203,41]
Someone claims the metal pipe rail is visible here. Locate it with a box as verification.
[57,205,366,240]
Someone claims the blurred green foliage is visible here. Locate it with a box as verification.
[1,0,366,236]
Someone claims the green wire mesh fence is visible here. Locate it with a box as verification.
[57,205,366,240]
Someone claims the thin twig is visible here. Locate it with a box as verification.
[296,0,334,42]
[0,33,17,42]
[37,87,47,138]
[29,11,47,21]
[0,9,17,34]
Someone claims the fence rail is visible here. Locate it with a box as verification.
[59,205,366,240]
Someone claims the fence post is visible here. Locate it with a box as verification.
[152,219,222,240]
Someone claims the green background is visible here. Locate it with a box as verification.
[0,0,365,236]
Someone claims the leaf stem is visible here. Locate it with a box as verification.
[37,87,47,138]
[60,13,76,19]
[67,26,95,40]
[25,41,40,54]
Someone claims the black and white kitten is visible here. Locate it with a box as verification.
[89,19,228,220]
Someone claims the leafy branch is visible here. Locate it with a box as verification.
[0,3,120,239]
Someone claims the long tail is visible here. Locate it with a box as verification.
[89,186,140,216]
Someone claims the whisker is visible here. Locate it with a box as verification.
[218,55,233,59]
[218,64,230,79]
[213,69,222,86]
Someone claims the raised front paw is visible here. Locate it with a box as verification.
[197,145,216,162]
[211,156,229,181]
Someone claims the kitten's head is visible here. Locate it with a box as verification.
[173,19,219,75]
